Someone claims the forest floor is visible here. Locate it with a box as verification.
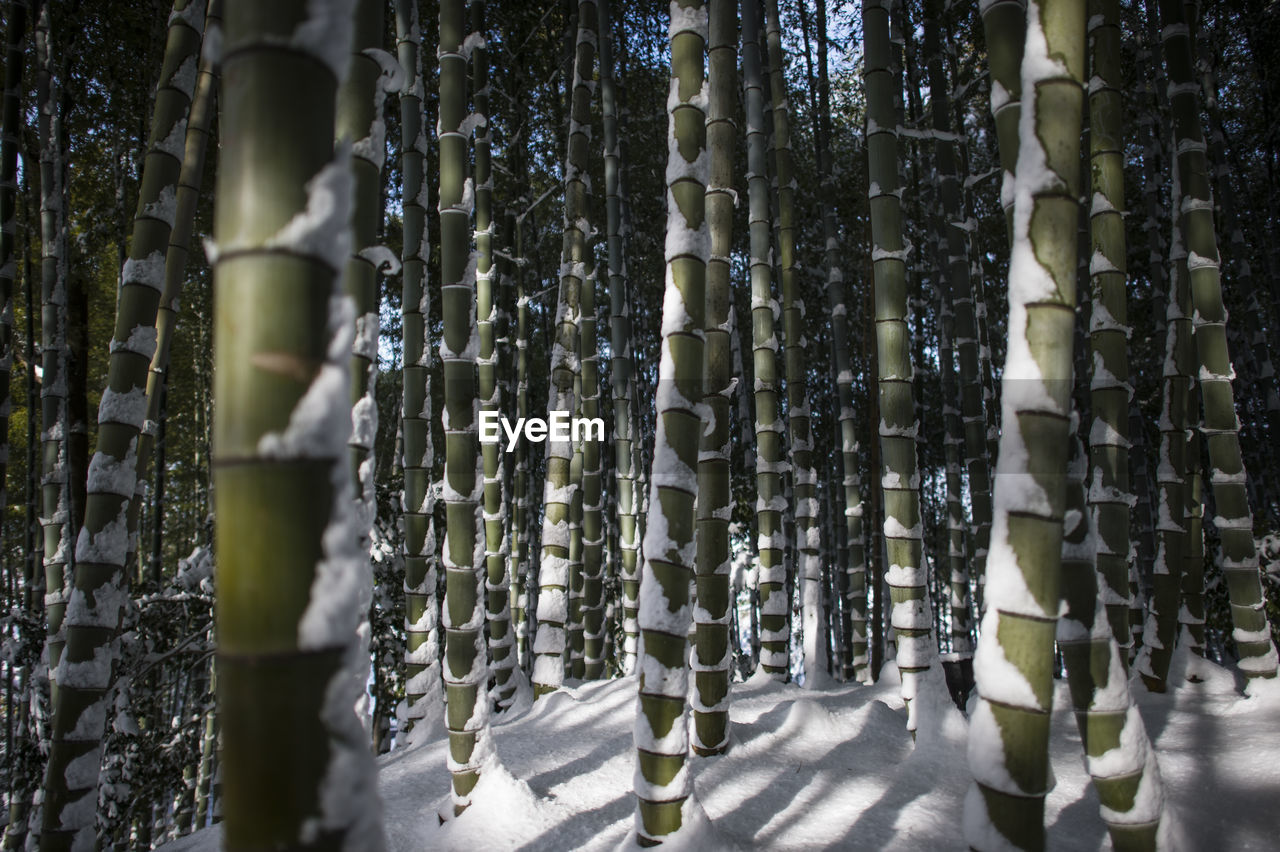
[166,645,1280,850]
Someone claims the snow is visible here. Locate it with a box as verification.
[360,245,402,276]
[155,115,189,161]
[109,324,160,360]
[265,153,354,275]
[121,250,167,293]
[292,0,358,82]
[161,661,1280,851]
[167,0,206,32]
[142,184,179,226]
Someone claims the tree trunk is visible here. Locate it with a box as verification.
[633,0,707,839]
[692,0,736,756]
[1060,430,1170,848]
[1157,0,1279,681]
[395,0,444,739]
[533,0,596,696]
[440,0,495,808]
[133,1,221,586]
[742,0,786,680]
[40,3,205,844]
[763,0,823,685]
[598,0,641,677]
[966,0,1085,845]
[211,2,384,848]
[863,0,939,731]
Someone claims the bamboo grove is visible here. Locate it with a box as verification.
[0,0,1278,848]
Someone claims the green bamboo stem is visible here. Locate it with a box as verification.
[134,0,222,587]
[395,0,443,736]
[1200,50,1280,519]
[511,210,532,669]
[742,0,786,678]
[212,1,385,847]
[440,0,494,808]
[336,7,393,743]
[192,659,217,830]
[937,290,971,660]
[1060,433,1170,849]
[470,0,517,705]
[598,0,641,676]
[633,0,707,839]
[576,30,605,678]
[1132,2,1178,658]
[339,0,388,519]
[763,0,823,683]
[35,0,71,722]
[974,0,1027,613]
[568,399,585,679]
[923,0,980,659]
[40,4,206,845]
[692,0,735,755]
[810,0,867,683]
[533,0,596,696]
[1157,0,1279,681]
[978,0,1026,240]
[965,0,1086,845]
[0,0,29,567]
[1135,161,1194,688]
[863,0,937,729]
[1085,0,1138,664]
[580,250,606,680]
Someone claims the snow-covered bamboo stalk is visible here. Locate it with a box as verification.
[210,1,386,847]
[1179,374,1206,667]
[923,0,978,659]
[471,0,517,706]
[1132,6,1177,658]
[764,0,823,685]
[0,0,29,560]
[511,212,532,669]
[1059,428,1170,848]
[633,0,708,839]
[978,0,1025,241]
[568,364,586,680]
[937,291,971,660]
[863,0,938,729]
[440,0,494,808]
[35,0,72,718]
[532,0,596,696]
[1085,0,1137,663]
[1157,0,1279,681]
[1198,45,1280,532]
[729,261,755,482]
[742,0,786,679]
[570,10,606,682]
[1157,9,1198,668]
[580,235,606,681]
[813,0,867,682]
[336,0,396,740]
[133,0,221,584]
[692,0,735,756]
[974,0,1024,557]
[191,658,218,832]
[39,4,206,845]
[598,0,641,677]
[339,0,389,503]
[562,71,587,685]
[1134,89,1193,688]
[395,0,443,736]
[965,0,1086,845]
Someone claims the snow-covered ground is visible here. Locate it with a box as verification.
[165,647,1280,850]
